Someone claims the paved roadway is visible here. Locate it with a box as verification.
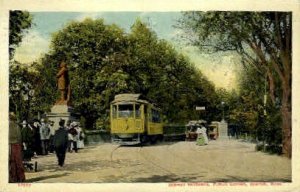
[25,138,291,183]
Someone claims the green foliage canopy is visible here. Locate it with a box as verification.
[9,10,32,59]
[179,11,291,156]
[9,11,33,121]
[36,18,218,129]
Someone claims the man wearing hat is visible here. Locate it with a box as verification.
[53,119,68,167]
[31,119,42,156]
[40,119,51,155]
[21,120,34,154]
[68,122,78,153]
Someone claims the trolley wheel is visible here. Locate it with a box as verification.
[157,134,164,142]
[150,136,157,144]
[141,135,148,143]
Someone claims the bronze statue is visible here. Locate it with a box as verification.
[56,61,71,105]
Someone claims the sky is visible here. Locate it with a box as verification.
[13,12,240,90]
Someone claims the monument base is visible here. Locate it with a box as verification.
[47,104,78,131]
[218,120,228,139]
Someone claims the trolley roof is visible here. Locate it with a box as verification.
[111,93,149,104]
[186,120,207,126]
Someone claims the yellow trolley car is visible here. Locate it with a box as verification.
[110,94,164,145]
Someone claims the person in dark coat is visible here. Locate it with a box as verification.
[9,113,25,182]
[21,120,35,156]
[53,119,68,167]
[48,121,55,153]
[31,120,42,156]
[68,122,78,153]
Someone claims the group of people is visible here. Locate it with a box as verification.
[9,113,85,182]
[65,120,85,153]
[20,118,52,158]
[20,118,85,157]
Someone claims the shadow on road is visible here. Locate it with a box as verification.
[120,174,201,183]
[41,159,142,173]
[25,173,70,182]
[110,142,177,149]
[208,175,292,182]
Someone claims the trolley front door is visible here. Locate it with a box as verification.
[134,104,144,132]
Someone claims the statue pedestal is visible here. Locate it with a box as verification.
[218,120,228,139]
[47,104,78,131]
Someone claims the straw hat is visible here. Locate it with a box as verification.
[70,122,78,127]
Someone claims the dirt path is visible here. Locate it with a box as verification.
[25,139,291,183]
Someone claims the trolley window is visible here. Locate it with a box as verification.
[135,104,141,118]
[112,105,117,119]
[118,104,134,118]
[151,109,161,123]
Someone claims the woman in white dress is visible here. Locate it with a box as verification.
[196,125,205,145]
[196,123,208,145]
[201,124,209,145]
[75,123,85,149]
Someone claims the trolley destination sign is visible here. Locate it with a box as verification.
[196,106,205,111]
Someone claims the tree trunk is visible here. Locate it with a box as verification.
[266,68,276,104]
[281,80,291,158]
[281,105,291,158]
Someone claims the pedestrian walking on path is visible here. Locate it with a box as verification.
[40,119,51,155]
[196,126,205,145]
[53,119,68,167]
[201,123,209,145]
[196,123,208,146]
[66,120,73,152]
[76,122,85,149]
[69,122,78,153]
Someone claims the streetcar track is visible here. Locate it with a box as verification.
[110,141,236,182]
[110,145,121,162]
[165,143,209,173]
[109,145,128,181]
[164,141,228,177]
[137,143,214,182]
[138,146,177,176]
[184,141,247,179]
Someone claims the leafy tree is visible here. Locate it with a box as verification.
[126,20,218,123]
[36,18,218,129]
[46,18,128,128]
[9,11,32,59]
[31,55,58,114]
[9,11,33,121]
[9,62,38,122]
[179,11,292,157]
[232,64,282,150]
